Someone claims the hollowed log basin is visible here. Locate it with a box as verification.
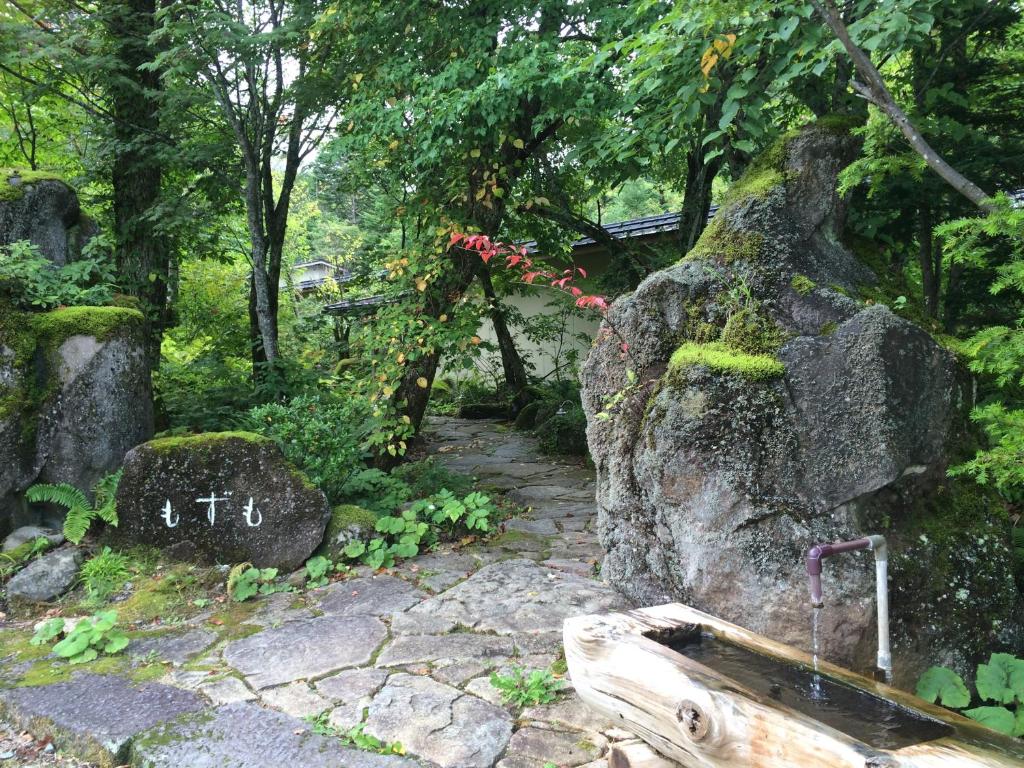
[563,604,1024,768]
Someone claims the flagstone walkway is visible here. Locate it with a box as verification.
[0,418,640,768]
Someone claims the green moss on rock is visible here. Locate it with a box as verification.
[683,216,766,265]
[721,308,788,356]
[0,167,69,202]
[791,274,816,295]
[145,431,273,455]
[669,342,785,381]
[316,504,378,559]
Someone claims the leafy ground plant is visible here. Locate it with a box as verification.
[79,546,132,603]
[227,564,292,602]
[304,555,347,588]
[916,653,1024,736]
[490,666,564,707]
[31,610,129,664]
[305,714,405,755]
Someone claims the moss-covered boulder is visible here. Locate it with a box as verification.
[0,168,95,266]
[0,304,153,534]
[114,432,331,571]
[315,504,378,560]
[580,119,1020,685]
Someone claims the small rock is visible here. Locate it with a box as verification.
[2,525,64,552]
[6,546,82,604]
[260,682,330,719]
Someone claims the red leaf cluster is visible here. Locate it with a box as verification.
[450,232,609,313]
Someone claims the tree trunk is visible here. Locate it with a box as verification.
[243,169,279,368]
[917,203,939,318]
[479,265,531,410]
[679,146,723,255]
[105,0,169,366]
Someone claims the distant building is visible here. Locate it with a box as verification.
[324,212,699,377]
[287,259,346,295]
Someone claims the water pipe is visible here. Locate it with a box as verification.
[806,535,891,678]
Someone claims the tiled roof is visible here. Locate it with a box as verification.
[521,208,717,253]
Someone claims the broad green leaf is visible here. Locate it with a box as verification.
[964,706,1016,736]
[916,666,970,708]
[975,654,1024,704]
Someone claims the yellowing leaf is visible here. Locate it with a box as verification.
[416,278,427,292]
[389,139,400,150]
[471,335,482,345]
[512,138,525,149]
[439,314,448,322]
[470,148,481,158]
[383,386,394,397]
[352,72,364,83]
[416,377,428,388]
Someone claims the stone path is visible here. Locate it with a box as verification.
[0,418,640,768]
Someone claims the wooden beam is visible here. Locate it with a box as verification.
[564,604,1024,768]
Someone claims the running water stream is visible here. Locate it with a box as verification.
[810,606,825,700]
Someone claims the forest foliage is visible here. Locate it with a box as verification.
[0,1,1022,539]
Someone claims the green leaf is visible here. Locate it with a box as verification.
[975,654,1024,705]
[916,666,970,708]
[70,647,99,665]
[964,706,1016,736]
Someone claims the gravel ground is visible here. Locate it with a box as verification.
[0,723,96,767]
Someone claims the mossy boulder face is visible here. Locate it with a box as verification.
[580,119,1019,685]
[316,504,378,560]
[114,432,331,571]
[0,304,153,534]
[0,168,96,265]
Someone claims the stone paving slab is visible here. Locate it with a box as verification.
[314,575,427,616]
[128,701,420,768]
[0,673,205,765]
[406,559,628,635]
[223,615,388,688]
[364,673,512,768]
[128,629,218,666]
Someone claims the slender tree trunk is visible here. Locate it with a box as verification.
[917,203,939,318]
[812,0,994,212]
[479,266,531,409]
[243,169,279,367]
[105,0,169,366]
[679,146,723,254]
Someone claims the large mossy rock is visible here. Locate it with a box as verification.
[0,168,95,265]
[114,432,331,570]
[0,305,154,534]
[579,119,1020,685]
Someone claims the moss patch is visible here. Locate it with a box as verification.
[669,342,784,381]
[683,216,765,265]
[721,309,788,356]
[316,504,378,558]
[791,274,816,295]
[145,431,274,455]
[0,167,68,202]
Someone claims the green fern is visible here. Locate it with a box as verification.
[24,470,122,545]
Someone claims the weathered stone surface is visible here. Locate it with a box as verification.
[407,559,629,635]
[579,120,1020,681]
[1,307,153,534]
[503,726,605,767]
[6,546,82,603]
[315,668,388,704]
[0,673,205,764]
[223,615,386,688]
[129,629,217,666]
[522,694,616,734]
[365,673,512,768]
[314,575,426,616]
[197,676,256,705]
[375,633,514,669]
[0,175,91,266]
[114,432,330,570]
[2,525,63,551]
[259,682,331,719]
[505,518,559,536]
[129,702,418,768]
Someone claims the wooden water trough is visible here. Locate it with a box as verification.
[564,604,1024,768]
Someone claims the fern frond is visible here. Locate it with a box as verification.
[25,483,89,512]
[63,508,95,545]
[92,469,122,509]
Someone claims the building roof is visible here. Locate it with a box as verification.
[520,208,717,253]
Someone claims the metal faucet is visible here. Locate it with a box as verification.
[806,535,891,679]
